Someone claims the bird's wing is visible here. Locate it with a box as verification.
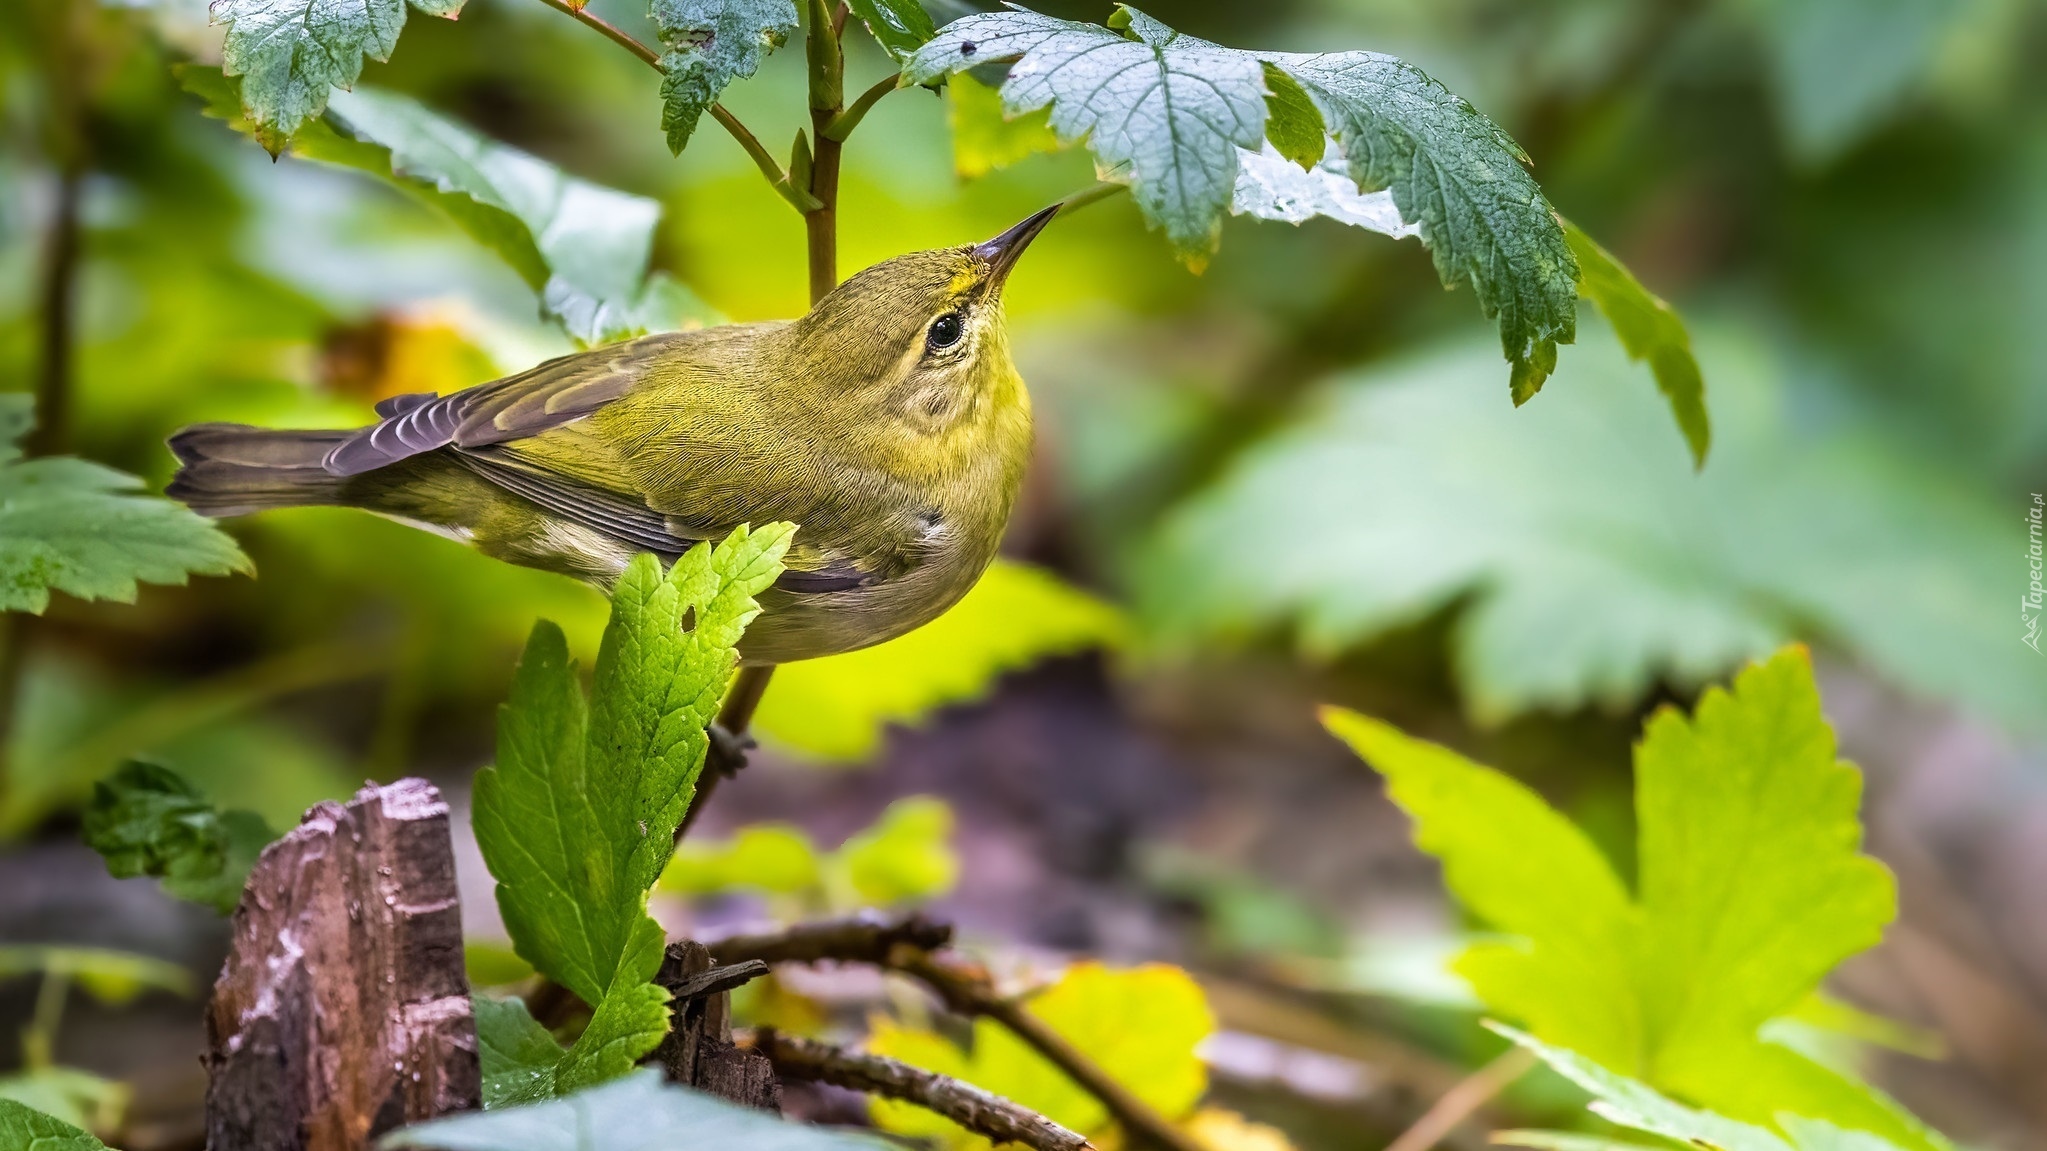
[454,444,880,593]
[321,334,678,477]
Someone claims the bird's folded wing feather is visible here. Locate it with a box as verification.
[321,334,676,477]
[460,446,876,592]
[324,331,881,592]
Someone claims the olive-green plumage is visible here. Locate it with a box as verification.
[167,208,1057,664]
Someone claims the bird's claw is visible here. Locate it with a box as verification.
[706,723,756,778]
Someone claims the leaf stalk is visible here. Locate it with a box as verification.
[530,0,817,213]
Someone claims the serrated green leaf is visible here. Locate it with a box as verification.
[1138,321,2043,734]
[179,68,664,346]
[1260,63,1325,171]
[213,0,466,139]
[753,560,1125,762]
[0,397,247,616]
[384,1069,888,1150]
[474,988,674,1110]
[1324,650,1948,1149]
[848,0,937,59]
[0,1096,111,1151]
[868,962,1212,1145]
[1265,51,1578,394]
[474,996,568,1109]
[470,528,789,1097]
[80,762,276,915]
[908,5,1269,262]
[945,72,1063,179]
[1564,220,1709,465]
[653,0,799,155]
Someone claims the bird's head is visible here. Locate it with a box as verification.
[789,205,1058,430]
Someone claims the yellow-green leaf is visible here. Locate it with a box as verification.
[1564,219,1710,466]
[868,962,1213,1146]
[1325,649,1944,1150]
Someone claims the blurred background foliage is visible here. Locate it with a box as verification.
[1,0,2045,1144]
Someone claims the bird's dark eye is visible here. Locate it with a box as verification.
[927,313,964,350]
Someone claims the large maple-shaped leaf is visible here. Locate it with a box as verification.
[653,0,799,154]
[213,0,465,138]
[0,397,247,615]
[1137,319,2039,735]
[1323,648,1945,1149]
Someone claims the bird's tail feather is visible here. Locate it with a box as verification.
[165,424,353,517]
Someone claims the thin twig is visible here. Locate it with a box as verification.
[708,912,953,967]
[753,1029,1093,1151]
[889,949,1207,1151]
[713,106,824,212]
[533,0,661,67]
[709,914,1201,1151]
[529,0,814,210]
[1383,1047,1537,1151]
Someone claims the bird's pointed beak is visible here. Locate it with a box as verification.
[973,204,1060,291]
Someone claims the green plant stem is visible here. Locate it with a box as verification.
[822,74,900,142]
[529,0,817,211]
[1057,180,1129,215]
[22,970,70,1070]
[803,0,845,301]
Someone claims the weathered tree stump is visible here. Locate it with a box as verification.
[655,940,780,1111]
[205,779,480,1151]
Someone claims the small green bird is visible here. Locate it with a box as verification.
[168,206,1057,665]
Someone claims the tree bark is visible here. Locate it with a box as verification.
[655,940,780,1112]
[204,779,479,1151]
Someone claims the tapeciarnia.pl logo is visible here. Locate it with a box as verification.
[2027,493,2044,653]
